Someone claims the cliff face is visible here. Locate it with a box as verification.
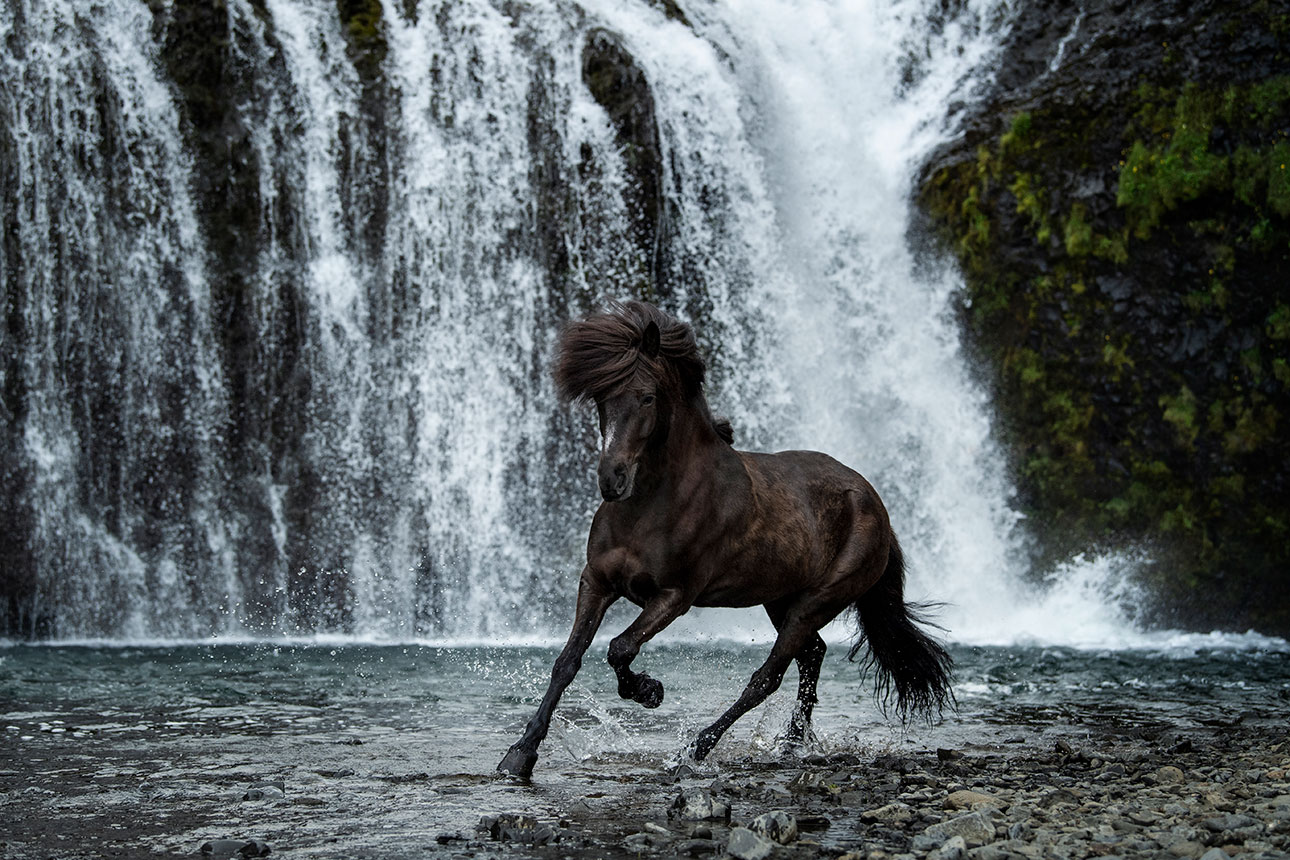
[918,0,1290,632]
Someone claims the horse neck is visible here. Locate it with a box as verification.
[653,393,727,480]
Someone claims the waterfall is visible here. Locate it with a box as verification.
[2,0,1144,644]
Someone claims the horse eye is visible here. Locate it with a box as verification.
[641,394,656,407]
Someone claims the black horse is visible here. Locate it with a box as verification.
[498,300,952,778]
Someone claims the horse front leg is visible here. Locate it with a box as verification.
[607,587,690,709]
[498,570,615,778]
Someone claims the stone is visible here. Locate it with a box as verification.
[1155,766,1186,784]
[623,832,669,851]
[914,812,997,851]
[1199,850,1232,860]
[477,813,557,845]
[242,781,285,801]
[946,790,1004,811]
[1203,814,1259,832]
[668,789,731,822]
[675,837,719,856]
[726,826,775,860]
[931,834,967,860]
[200,840,250,857]
[862,802,915,825]
[1006,821,1032,840]
[749,810,797,844]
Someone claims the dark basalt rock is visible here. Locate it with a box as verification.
[581,27,669,298]
[916,0,1290,633]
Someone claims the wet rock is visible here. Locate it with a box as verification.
[675,837,719,856]
[241,781,285,801]
[477,813,558,845]
[913,811,997,851]
[946,790,1004,811]
[623,831,670,851]
[726,826,775,860]
[239,840,271,857]
[796,814,831,832]
[668,789,731,822]
[201,840,249,857]
[749,810,797,844]
[199,839,271,857]
[862,802,915,825]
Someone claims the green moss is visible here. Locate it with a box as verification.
[1064,202,1094,256]
[999,111,1033,155]
[1010,172,1051,243]
[1268,141,1290,217]
[1159,386,1199,449]
[1268,304,1290,339]
[336,0,387,81]
[916,61,1290,632]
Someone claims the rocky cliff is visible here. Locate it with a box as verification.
[918,0,1290,632]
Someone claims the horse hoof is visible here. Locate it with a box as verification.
[635,675,664,709]
[497,745,537,778]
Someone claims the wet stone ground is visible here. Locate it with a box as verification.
[2,712,1287,859]
[2,642,1288,859]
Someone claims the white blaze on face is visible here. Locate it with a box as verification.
[601,420,618,455]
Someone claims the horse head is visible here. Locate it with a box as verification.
[595,320,663,502]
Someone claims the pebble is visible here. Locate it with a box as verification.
[945,789,1003,811]
[727,826,775,860]
[749,810,798,844]
[913,811,997,851]
[668,789,731,822]
[199,838,271,857]
[862,802,914,824]
[930,835,967,860]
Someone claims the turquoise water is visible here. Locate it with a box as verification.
[4,640,1288,768]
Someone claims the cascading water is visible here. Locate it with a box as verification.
[1,0,1160,645]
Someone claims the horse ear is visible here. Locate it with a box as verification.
[641,320,661,358]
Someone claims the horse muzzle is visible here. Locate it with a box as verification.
[598,460,638,502]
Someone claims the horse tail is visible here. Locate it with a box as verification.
[847,532,955,721]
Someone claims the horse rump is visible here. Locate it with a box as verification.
[847,534,955,721]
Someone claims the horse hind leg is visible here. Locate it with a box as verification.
[764,601,826,744]
[786,632,826,743]
[693,607,831,761]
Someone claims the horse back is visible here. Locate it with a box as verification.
[687,448,890,607]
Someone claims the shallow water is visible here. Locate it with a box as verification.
[4,638,1288,850]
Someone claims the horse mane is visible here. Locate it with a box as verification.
[554,300,734,444]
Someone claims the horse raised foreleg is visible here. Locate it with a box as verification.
[607,587,690,709]
[692,615,822,761]
[498,570,615,778]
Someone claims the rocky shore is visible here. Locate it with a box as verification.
[3,713,1286,859]
[470,724,1290,860]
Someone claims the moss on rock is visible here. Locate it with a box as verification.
[918,0,1290,634]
